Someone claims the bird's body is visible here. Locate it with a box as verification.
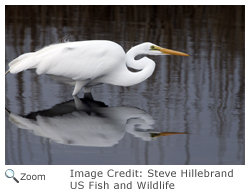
[6,40,189,95]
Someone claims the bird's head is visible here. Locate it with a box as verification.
[141,42,190,56]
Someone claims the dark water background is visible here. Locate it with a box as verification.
[5,5,245,165]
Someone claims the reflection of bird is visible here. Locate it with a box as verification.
[5,40,189,95]
[6,96,188,147]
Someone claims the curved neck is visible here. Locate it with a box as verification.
[126,46,149,70]
[105,47,155,87]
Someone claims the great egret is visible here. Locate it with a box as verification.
[6,40,189,95]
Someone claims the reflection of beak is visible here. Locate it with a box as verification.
[151,132,188,138]
[157,46,190,56]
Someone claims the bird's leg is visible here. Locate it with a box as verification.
[84,92,94,100]
[83,86,92,93]
[83,86,93,100]
[73,95,86,110]
[72,80,85,95]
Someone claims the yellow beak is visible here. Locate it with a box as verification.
[157,46,190,56]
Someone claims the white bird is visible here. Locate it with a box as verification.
[5,40,189,95]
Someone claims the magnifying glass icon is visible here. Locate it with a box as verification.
[5,169,19,183]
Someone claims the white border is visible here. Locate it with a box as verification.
[2,1,248,192]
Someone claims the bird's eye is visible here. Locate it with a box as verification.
[150,45,155,50]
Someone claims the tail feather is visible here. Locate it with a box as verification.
[8,52,36,74]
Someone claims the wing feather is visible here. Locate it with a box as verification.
[8,40,125,82]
